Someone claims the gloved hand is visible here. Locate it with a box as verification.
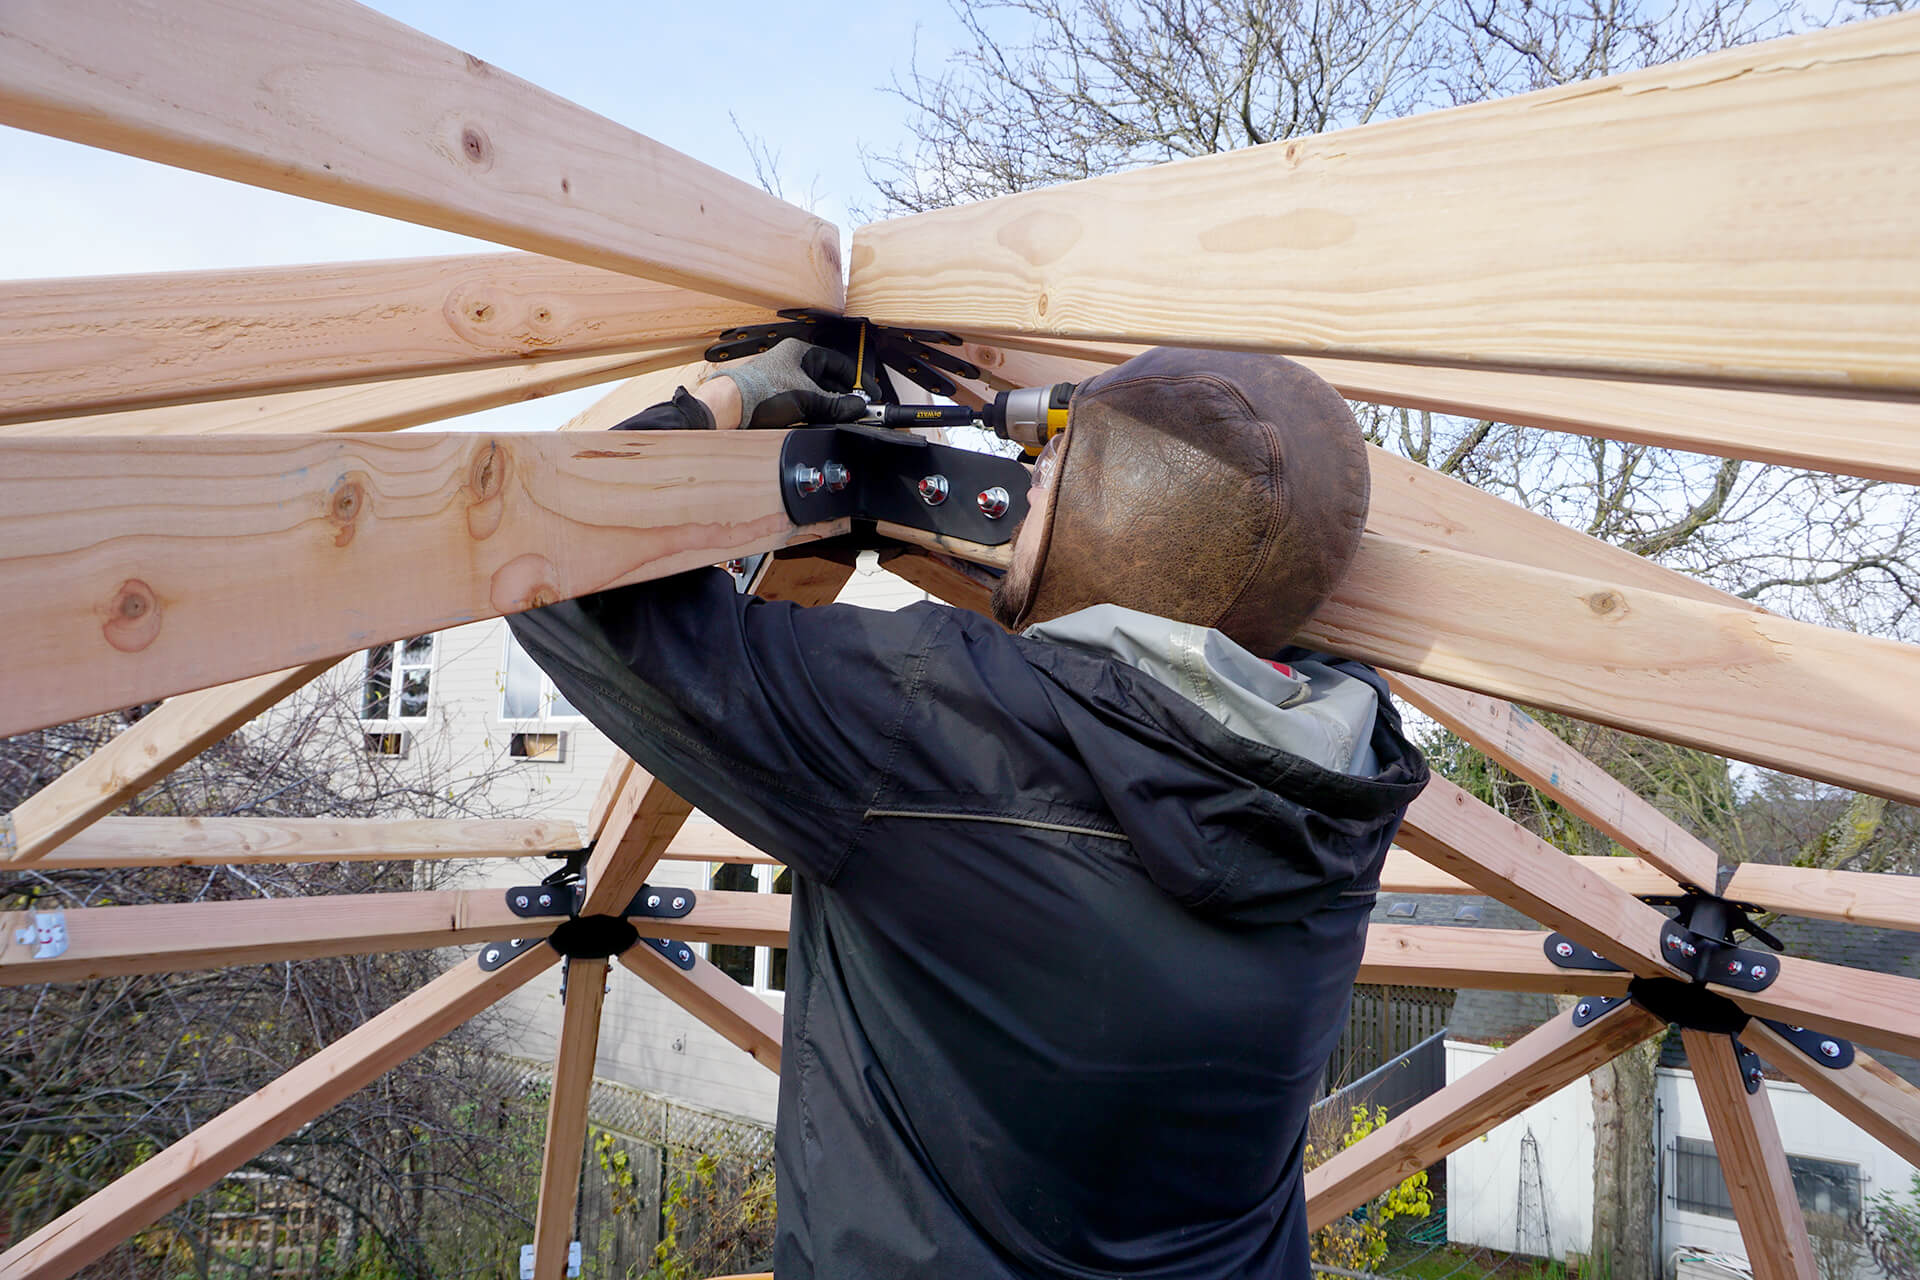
[712,338,866,429]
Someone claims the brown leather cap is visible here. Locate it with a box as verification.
[1009,347,1369,655]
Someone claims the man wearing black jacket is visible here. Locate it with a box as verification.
[508,341,1428,1279]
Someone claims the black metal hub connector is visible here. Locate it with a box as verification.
[1546,889,1852,1069]
[479,936,542,972]
[780,425,1031,546]
[1544,934,1625,973]
[1570,994,1630,1028]
[1640,889,1782,991]
[706,310,981,402]
[496,883,699,964]
[1760,1018,1854,1070]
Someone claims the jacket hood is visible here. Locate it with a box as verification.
[1021,605,1428,924]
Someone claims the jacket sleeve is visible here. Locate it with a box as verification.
[506,567,949,884]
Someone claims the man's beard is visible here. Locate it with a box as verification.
[989,522,1031,631]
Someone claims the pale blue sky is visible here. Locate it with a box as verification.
[0,0,969,427]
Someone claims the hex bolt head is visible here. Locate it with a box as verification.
[976,486,1011,519]
[1666,935,1682,949]
[484,948,500,964]
[1682,941,1699,957]
[1820,1039,1841,1058]
[1555,942,1575,958]
[672,896,687,910]
[1751,965,1768,980]
[791,464,825,497]
[647,894,661,908]
[823,461,851,492]
[514,894,529,909]
[918,474,949,505]
[1726,960,1744,975]
[1576,1002,1591,1018]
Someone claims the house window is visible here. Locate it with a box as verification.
[361,635,434,753]
[1671,1137,1861,1220]
[501,633,581,725]
[705,863,792,994]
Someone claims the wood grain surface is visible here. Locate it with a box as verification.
[0,0,841,310]
[0,253,764,423]
[851,16,1920,393]
[0,430,846,736]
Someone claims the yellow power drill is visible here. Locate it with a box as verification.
[862,382,1076,455]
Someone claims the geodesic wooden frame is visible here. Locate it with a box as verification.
[1,4,1918,1277]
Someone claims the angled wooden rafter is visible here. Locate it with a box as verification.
[0,253,766,424]
[0,0,843,311]
[1306,1001,1668,1229]
[969,336,1920,487]
[0,944,560,1280]
[1744,1020,1920,1170]
[616,945,783,1074]
[1387,674,1720,890]
[0,430,847,737]
[2,346,703,438]
[4,662,336,865]
[850,16,1920,395]
[1303,534,1920,806]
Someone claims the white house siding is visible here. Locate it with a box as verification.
[1444,1039,1915,1275]
[343,558,937,1125]
[1443,1039,1596,1261]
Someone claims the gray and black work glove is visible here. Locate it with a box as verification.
[714,338,866,429]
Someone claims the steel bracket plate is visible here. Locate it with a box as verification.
[779,425,1029,545]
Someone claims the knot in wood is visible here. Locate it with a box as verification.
[103,579,162,652]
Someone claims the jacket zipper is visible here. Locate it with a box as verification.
[863,808,1130,842]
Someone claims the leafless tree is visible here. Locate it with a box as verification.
[1,677,548,1278]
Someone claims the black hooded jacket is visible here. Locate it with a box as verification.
[508,565,1428,1279]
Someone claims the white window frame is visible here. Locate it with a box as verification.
[359,634,437,728]
[498,630,586,729]
[702,862,791,1002]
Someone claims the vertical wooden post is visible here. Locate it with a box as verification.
[1681,1030,1818,1280]
[531,957,611,1280]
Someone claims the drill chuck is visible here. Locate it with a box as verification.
[987,382,1075,450]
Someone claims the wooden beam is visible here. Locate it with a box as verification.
[0,254,765,425]
[26,816,582,870]
[4,662,334,865]
[1397,777,1680,978]
[850,16,1920,395]
[970,336,1920,488]
[1387,674,1718,889]
[1723,863,1920,934]
[0,430,848,737]
[584,753,637,844]
[1375,849,1671,899]
[1357,926,1630,996]
[1301,534,1920,806]
[0,0,842,311]
[0,889,788,986]
[1681,1029,1818,1280]
[616,946,782,1074]
[0,944,559,1280]
[1306,1001,1665,1229]
[1731,955,1920,1063]
[1,347,701,438]
[660,821,781,866]
[531,957,609,1280]
[1744,1020,1920,1170]
[577,554,857,918]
